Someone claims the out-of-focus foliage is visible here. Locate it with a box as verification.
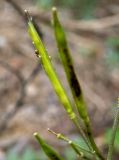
[64,147,77,160]
[36,0,53,9]
[36,0,99,19]
[104,128,119,152]
[5,137,89,160]
[64,136,89,160]
[6,147,47,160]
[6,146,74,160]
[105,37,119,69]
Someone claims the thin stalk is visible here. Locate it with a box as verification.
[107,98,119,160]
[84,118,105,160]
[69,142,91,160]
[73,118,92,150]
[48,128,92,154]
[48,128,94,160]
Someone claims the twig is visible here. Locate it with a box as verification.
[0,61,25,132]
[0,58,42,133]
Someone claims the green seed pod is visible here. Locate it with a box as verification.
[34,133,64,160]
[26,11,76,121]
[52,7,88,121]
[52,8,105,160]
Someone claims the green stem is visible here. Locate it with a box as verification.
[84,117,105,160]
[107,98,119,160]
[73,118,92,150]
[69,142,91,160]
[48,128,94,160]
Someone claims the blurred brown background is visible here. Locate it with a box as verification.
[0,0,119,159]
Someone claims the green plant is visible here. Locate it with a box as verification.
[25,8,119,160]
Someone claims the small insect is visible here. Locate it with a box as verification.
[35,49,39,57]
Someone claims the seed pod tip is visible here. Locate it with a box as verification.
[52,7,57,12]
[24,9,32,22]
[68,140,72,144]
[34,132,38,137]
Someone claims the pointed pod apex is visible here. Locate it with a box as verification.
[24,9,28,13]
[24,9,32,22]
[47,128,50,131]
[68,140,72,144]
[52,7,57,13]
[52,7,58,19]
[34,132,38,137]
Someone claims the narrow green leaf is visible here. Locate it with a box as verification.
[34,132,64,160]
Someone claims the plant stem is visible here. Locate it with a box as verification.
[48,128,94,160]
[107,98,119,160]
[73,119,92,150]
[84,118,105,160]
